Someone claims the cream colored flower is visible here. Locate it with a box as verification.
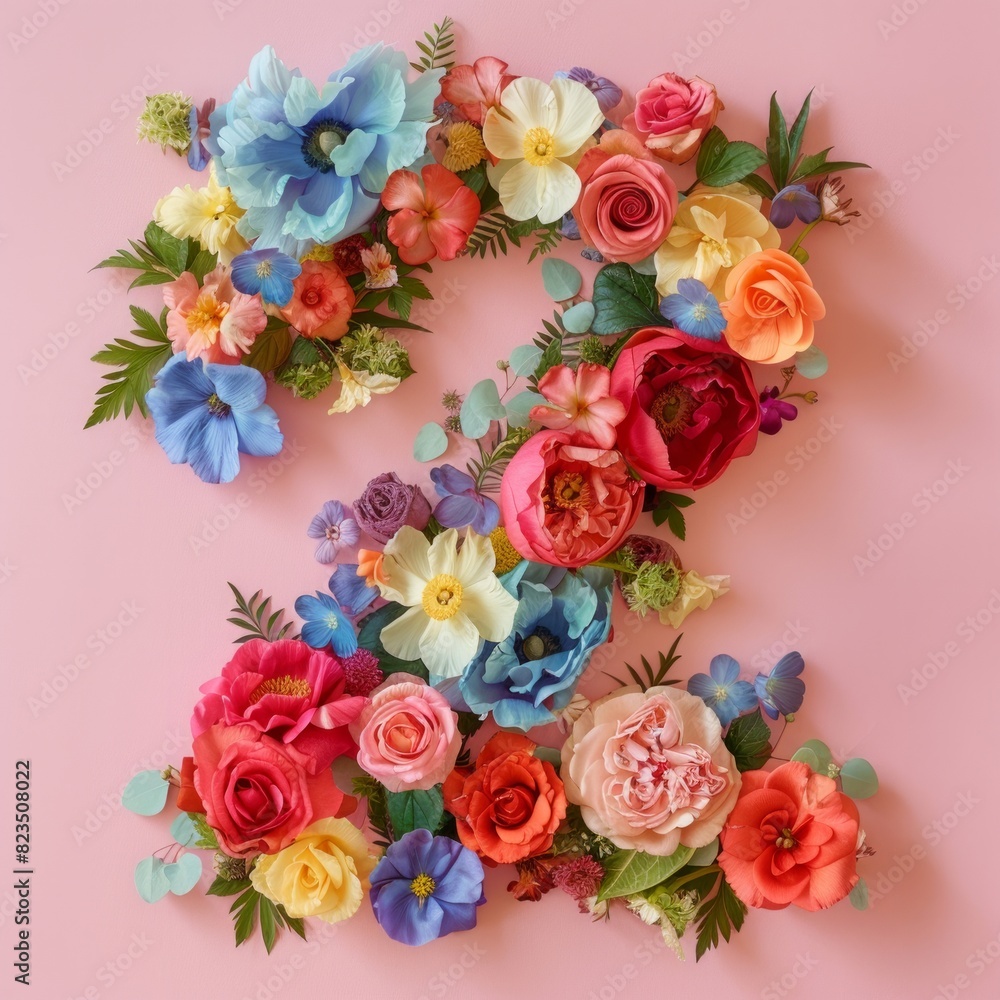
[626,895,685,960]
[360,243,398,290]
[658,571,730,629]
[327,359,400,415]
[654,183,779,299]
[153,166,248,263]
[249,818,379,924]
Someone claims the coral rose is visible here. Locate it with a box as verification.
[192,723,354,857]
[353,674,462,793]
[609,327,760,490]
[280,259,355,339]
[572,131,678,263]
[499,430,642,569]
[443,733,567,864]
[720,249,826,364]
[718,761,860,911]
[623,73,721,164]
[561,686,740,856]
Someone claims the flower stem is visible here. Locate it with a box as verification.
[787,219,819,256]
[666,864,721,892]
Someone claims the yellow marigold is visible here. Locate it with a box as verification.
[490,525,523,575]
[301,244,336,263]
[442,122,487,173]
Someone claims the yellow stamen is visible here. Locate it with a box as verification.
[522,126,556,167]
[421,574,464,621]
[248,675,312,703]
[185,293,228,341]
[409,873,436,899]
[547,471,591,511]
[489,526,522,575]
[442,121,487,172]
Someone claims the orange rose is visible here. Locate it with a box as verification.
[443,733,567,864]
[720,249,825,364]
[280,260,355,340]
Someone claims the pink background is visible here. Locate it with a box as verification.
[3,0,997,997]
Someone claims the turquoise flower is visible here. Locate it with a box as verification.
[208,45,442,254]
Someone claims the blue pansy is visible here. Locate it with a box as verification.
[294,592,358,657]
[145,354,283,484]
[208,45,442,254]
[754,651,806,720]
[231,248,302,306]
[459,563,613,730]
[660,278,726,341]
[687,654,758,727]
[430,465,500,535]
[769,185,821,229]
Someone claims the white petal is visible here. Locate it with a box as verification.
[534,159,582,224]
[550,78,603,156]
[426,528,459,577]
[420,615,479,677]
[381,526,433,605]
[498,77,557,132]
[462,577,519,642]
[454,530,496,583]
[498,159,543,220]
[483,109,526,161]
[380,606,431,661]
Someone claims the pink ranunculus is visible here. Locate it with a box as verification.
[191,639,366,773]
[572,131,678,263]
[561,686,741,856]
[163,266,267,363]
[529,363,626,449]
[718,762,860,911]
[609,327,761,491]
[440,56,517,125]
[623,73,721,164]
[352,674,461,793]
[499,430,642,569]
[192,723,355,857]
[280,259,355,340]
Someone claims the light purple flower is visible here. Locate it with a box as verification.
[307,500,360,564]
[770,184,822,229]
[555,67,623,115]
[430,465,500,535]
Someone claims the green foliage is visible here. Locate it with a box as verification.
[85,305,174,428]
[464,213,562,260]
[530,312,591,385]
[610,634,684,691]
[724,708,773,771]
[596,846,694,903]
[679,867,748,961]
[189,813,220,851]
[467,427,527,493]
[695,127,767,188]
[352,775,392,848]
[409,16,455,73]
[244,317,292,374]
[94,221,216,290]
[386,787,445,837]
[227,584,297,645]
[224,881,305,951]
[386,273,434,322]
[651,491,695,541]
[590,263,662,334]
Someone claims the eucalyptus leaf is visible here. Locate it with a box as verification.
[795,345,828,379]
[504,389,541,428]
[122,770,170,816]
[134,856,171,903]
[164,853,203,895]
[561,300,595,334]
[169,812,199,848]
[413,422,449,462]
[849,877,869,911]
[596,846,694,902]
[459,378,505,439]
[840,758,879,800]
[791,739,833,774]
[541,258,582,301]
[509,344,543,376]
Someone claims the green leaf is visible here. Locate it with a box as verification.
[348,309,428,332]
[409,16,455,72]
[189,813,220,851]
[724,709,772,771]
[541,258,582,301]
[596,846,694,902]
[688,840,720,867]
[787,91,812,167]
[840,758,879,800]
[694,872,747,961]
[664,507,686,541]
[789,245,810,265]
[741,172,777,201]
[232,889,259,947]
[163,853,202,895]
[791,739,833,774]
[791,148,869,181]
[766,93,791,189]
[460,378,505,438]
[170,813,199,847]
[259,896,278,953]
[795,345,828,379]
[134,857,171,903]
[413,422,449,461]
[695,127,768,188]
[849,877,869,911]
[591,263,662,335]
[615,634,684,692]
[122,770,170,816]
[356,604,429,679]
[504,389,541,429]
[227,584,296,644]
[144,221,192,277]
[509,344,543,376]
[244,318,292,374]
[207,876,252,897]
[651,491,694,541]
[562,300,595,334]
[386,787,445,837]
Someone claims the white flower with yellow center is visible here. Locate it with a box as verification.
[483,77,603,224]
[327,359,400,415]
[376,526,518,677]
[654,183,780,299]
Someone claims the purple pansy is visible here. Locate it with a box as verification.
[555,67,623,115]
[307,500,360,564]
[759,386,798,435]
[430,465,500,535]
[770,184,822,229]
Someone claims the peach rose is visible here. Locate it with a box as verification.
[720,249,826,364]
[561,686,740,856]
[718,762,860,911]
[443,733,567,864]
[352,675,462,793]
[623,73,721,164]
[280,259,355,340]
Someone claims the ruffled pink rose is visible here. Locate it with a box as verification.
[572,131,678,263]
[623,74,721,164]
[562,686,740,856]
[609,327,761,490]
[191,639,366,773]
[499,430,642,569]
[192,723,354,857]
[352,674,461,793]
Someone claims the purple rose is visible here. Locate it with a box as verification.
[353,473,432,543]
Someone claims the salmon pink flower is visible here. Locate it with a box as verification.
[383,165,481,265]
[440,57,517,125]
[529,363,626,449]
[280,259,356,340]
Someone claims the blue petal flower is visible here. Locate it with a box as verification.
[770,185,822,229]
[294,592,358,657]
[231,248,302,306]
[688,653,758,727]
[328,564,377,617]
[659,278,727,340]
[754,651,805,720]
[430,465,500,535]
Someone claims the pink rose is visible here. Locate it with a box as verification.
[191,639,366,773]
[192,723,354,857]
[623,74,721,164]
[500,430,642,569]
[572,131,678,263]
[352,675,461,792]
[561,686,740,856]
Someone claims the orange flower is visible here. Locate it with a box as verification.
[356,549,386,589]
[280,260,355,340]
[720,249,826,364]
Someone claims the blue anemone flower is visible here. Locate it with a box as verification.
[430,465,500,535]
[769,185,821,229]
[294,592,358,658]
[754,651,806,720]
[659,278,727,340]
[231,248,302,306]
[687,654,758,727]
[145,355,283,484]
[208,45,442,254]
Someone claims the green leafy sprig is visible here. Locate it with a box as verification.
[651,492,695,542]
[227,584,297,644]
[208,876,305,951]
[607,634,684,691]
[94,221,216,290]
[409,16,456,73]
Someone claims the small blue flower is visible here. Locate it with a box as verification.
[294,592,358,657]
[430,465,500,535]
[769,185,821,229]
[145,355,283,484]
[231,248,302,307]
[581,247,605,263]
[559,212,581,241]
[754,651,806,720]
[328,564,377,617]
[659,278,726,341]
[687,654,758,727]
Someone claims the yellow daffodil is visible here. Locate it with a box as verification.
[153,166,248,263]
[483,77,603,224]
[327,359,400,415]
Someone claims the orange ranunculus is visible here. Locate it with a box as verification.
[718,761,860,912]
[720,248,826,364]
[443,733,567,865]
[382,164,481,265]
[280,260,355,340]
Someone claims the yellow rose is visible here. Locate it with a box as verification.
[250,818,379,924]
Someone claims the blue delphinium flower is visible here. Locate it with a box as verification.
[659,278,727,341]
[294,592,358,657]
[231,248,302,307]
[687,654,758,727]
[430,465,500,535]
[459,563,613,730]
[370,829,485,946]
[769,185,821,229]
[145,355,282,484]
[328,564,377,617]
[755,651,806,720]
[208,45,442,254]
[554,67,623,115]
